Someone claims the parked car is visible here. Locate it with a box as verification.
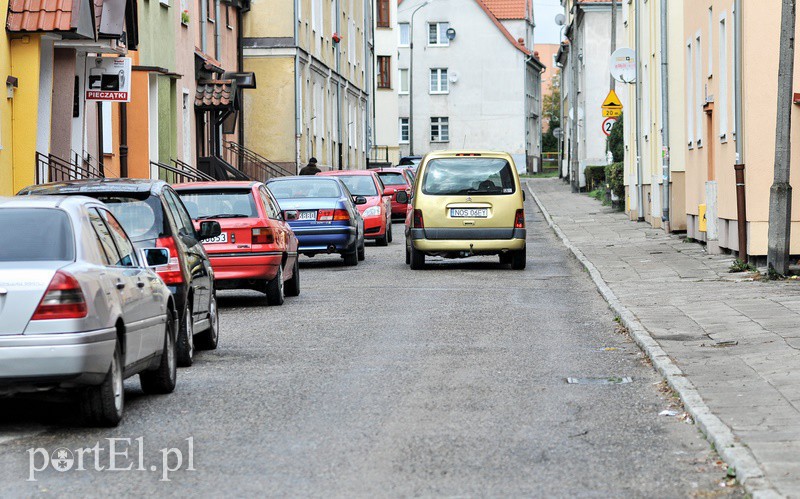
[399,155,422,168]
[19,179,221,367]
[0,196,178,426]
[265,176,366,265]
[402,167,416,186]
[317,170,393,246]
[374,168,412,221]
[173,181,300,305]
[405,151,527,270]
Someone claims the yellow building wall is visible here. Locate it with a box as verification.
[0,9,13,196]
[243,0,293,39]
[10,35,41,194]
[243,57,297,166]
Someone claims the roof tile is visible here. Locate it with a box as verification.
[195,79,235,110]
[7,0,76,33]
[481,0,529,20]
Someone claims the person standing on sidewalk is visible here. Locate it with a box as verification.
[299,157,321,175]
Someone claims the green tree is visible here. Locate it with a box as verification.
[608,113,624,163]
[541,75,561,153]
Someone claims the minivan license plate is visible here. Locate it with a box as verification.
[202,232,228,244]
[298,211,317,221]
[450,208,488,218]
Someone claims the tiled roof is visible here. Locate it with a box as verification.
[7,0,78,32]
[482,0,529,20]
[195,79,235,110]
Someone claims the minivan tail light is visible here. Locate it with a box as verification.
[413,209,424,228]
[317,209,334,221]
[155,236,184,286]
[333,209,350,221]
[31,271,88,320]
[252,227,275,244]
[514,209,525,229]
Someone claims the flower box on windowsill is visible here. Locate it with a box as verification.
[181,10,190,25]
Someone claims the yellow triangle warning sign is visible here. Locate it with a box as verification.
[602,90,623,109]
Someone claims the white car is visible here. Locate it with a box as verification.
[0,195,178,426]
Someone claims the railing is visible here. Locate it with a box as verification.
[171,159,216,182]
[221,140,293,182]
[36,152,104,184]
[154,160,216,184]
[369,145,390,163]
[542,152,559,172]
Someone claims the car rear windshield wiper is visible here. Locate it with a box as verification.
[196,214,250,219]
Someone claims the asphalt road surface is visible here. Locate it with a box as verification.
[0,186,741,497]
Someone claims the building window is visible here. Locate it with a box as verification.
[206,0,214,21]
[686,41,694,148]
[719,14,728,140]
[429,68,448,94]
[431,117,449,142]
[398,68,409,94]
[226,4,233,29]
[399,118,409,143]
[695,34,703,146]
[708,7,714,77]
[399,23,410,46]
[377,0,390,27]
[378,56,391,88]
[428,22,450,46]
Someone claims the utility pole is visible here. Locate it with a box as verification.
[767,0,796,275]
[610,0,617,91]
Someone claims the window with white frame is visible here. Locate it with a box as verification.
[686,41,694,148]
[429,68,448,94]
[399,23,410,46]
[399,118,409,143]
[430,117,449,142]
[719,13,728,140]
[349,20,356,64]
[695,34,703,146]
[428,22,449,46]
[708,6,714,77]
[399,68,409,94]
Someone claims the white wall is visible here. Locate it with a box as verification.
[374,0,400,163]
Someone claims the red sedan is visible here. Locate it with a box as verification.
[174,181,300,305]
[318,170,393,245]
[374,168,412,221]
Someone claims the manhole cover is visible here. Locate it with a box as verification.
[566,376,633,385]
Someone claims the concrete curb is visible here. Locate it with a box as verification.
[526,182,780,499]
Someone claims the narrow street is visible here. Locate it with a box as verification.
[0,191,739,496]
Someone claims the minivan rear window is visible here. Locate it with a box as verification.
[421,158,516,196]
[177,190,259,219]
[0,209,74,261]
[98,196,166,242]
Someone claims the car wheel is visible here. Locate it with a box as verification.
[499,252,512,265]
[410,244,425,270]
[195,294,219,350]
[405,239,411,265]
[81,339,124,427]
[511,247,527,270]
[343,246,358,266]
[285,258,301,297]
[265,265,286,305]
[140,309,178,394]
[358,239,366,260]
[176,302,194,367]
[387,221,393,243]
[376,229,389,246]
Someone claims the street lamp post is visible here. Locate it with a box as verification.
[409,0,432,156]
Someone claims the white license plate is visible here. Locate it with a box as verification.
[202,232,228,244]
[298,211,317,221]
[450,208,488,218]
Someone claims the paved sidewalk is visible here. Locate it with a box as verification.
[529,178,800,498]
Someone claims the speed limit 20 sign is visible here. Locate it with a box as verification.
[602,117,617,136]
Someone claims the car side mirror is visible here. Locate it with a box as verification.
[396,191,409,204]
[354,196,368,205]
[141,248,170,268]
[198,220,222,240]
[284,210,299,221]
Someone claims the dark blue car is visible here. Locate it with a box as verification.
[266,176,366,266]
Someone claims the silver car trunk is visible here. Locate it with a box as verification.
[0,262,66,335]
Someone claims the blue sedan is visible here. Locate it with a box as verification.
[266,176,366,266]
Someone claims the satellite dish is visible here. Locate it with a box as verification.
[446,27,456,41]
[610,47,637,83]
[555,13,566,26]
[449,72,459,83]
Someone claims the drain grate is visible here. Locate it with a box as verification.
[566,376,633,385]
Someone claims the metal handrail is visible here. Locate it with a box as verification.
[36,152,104,184]
[221,140,293,182]
[153,161,213,184]
[171,158,217,182]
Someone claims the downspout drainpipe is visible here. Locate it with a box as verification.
[336,0,343,169]
[238,6,245,148]
[660,0,670,228]
[214,0,221,59]
[734,0,747,261]
[635,0,644,221]
[294,0,302,173]
[201,0,208,52]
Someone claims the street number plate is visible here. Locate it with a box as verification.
[450,208,488,218]
[298,211,317,221]
[202,232,228,244]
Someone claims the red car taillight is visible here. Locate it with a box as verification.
[333,209,350,221]
[514,209,525,229]
[252,227,275,244]
[155,236,184,286]
[317,209,334,221]
[413,209,424,228]
[31,271,88,320]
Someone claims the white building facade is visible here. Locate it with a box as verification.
[396,0,544,172]
[372,0,401,166]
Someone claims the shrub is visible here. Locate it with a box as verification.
[584,165,606,192]
[608,113,624,163]
[605,162,625,199]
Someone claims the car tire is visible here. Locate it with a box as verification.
[81,340,124,427]
[343,246,358,266]
[405,240,411,265]
[410,244,425,270]
[176,302,194,367]
[285,258,301,297]
[140,310,178,394]
[387,222,393,243]
[511,247,527,270]
[265,265,286,305]
[376,229,389,246]
[358,239,366,260]
[195,294,219,350]
[499,252,512,265]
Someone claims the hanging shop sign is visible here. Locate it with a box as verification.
[85,57,131,102]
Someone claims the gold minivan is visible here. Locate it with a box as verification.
[404,151,526,270]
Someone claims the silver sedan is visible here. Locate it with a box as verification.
[0,195,178,427]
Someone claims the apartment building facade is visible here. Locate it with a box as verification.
[372,0,400,166]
